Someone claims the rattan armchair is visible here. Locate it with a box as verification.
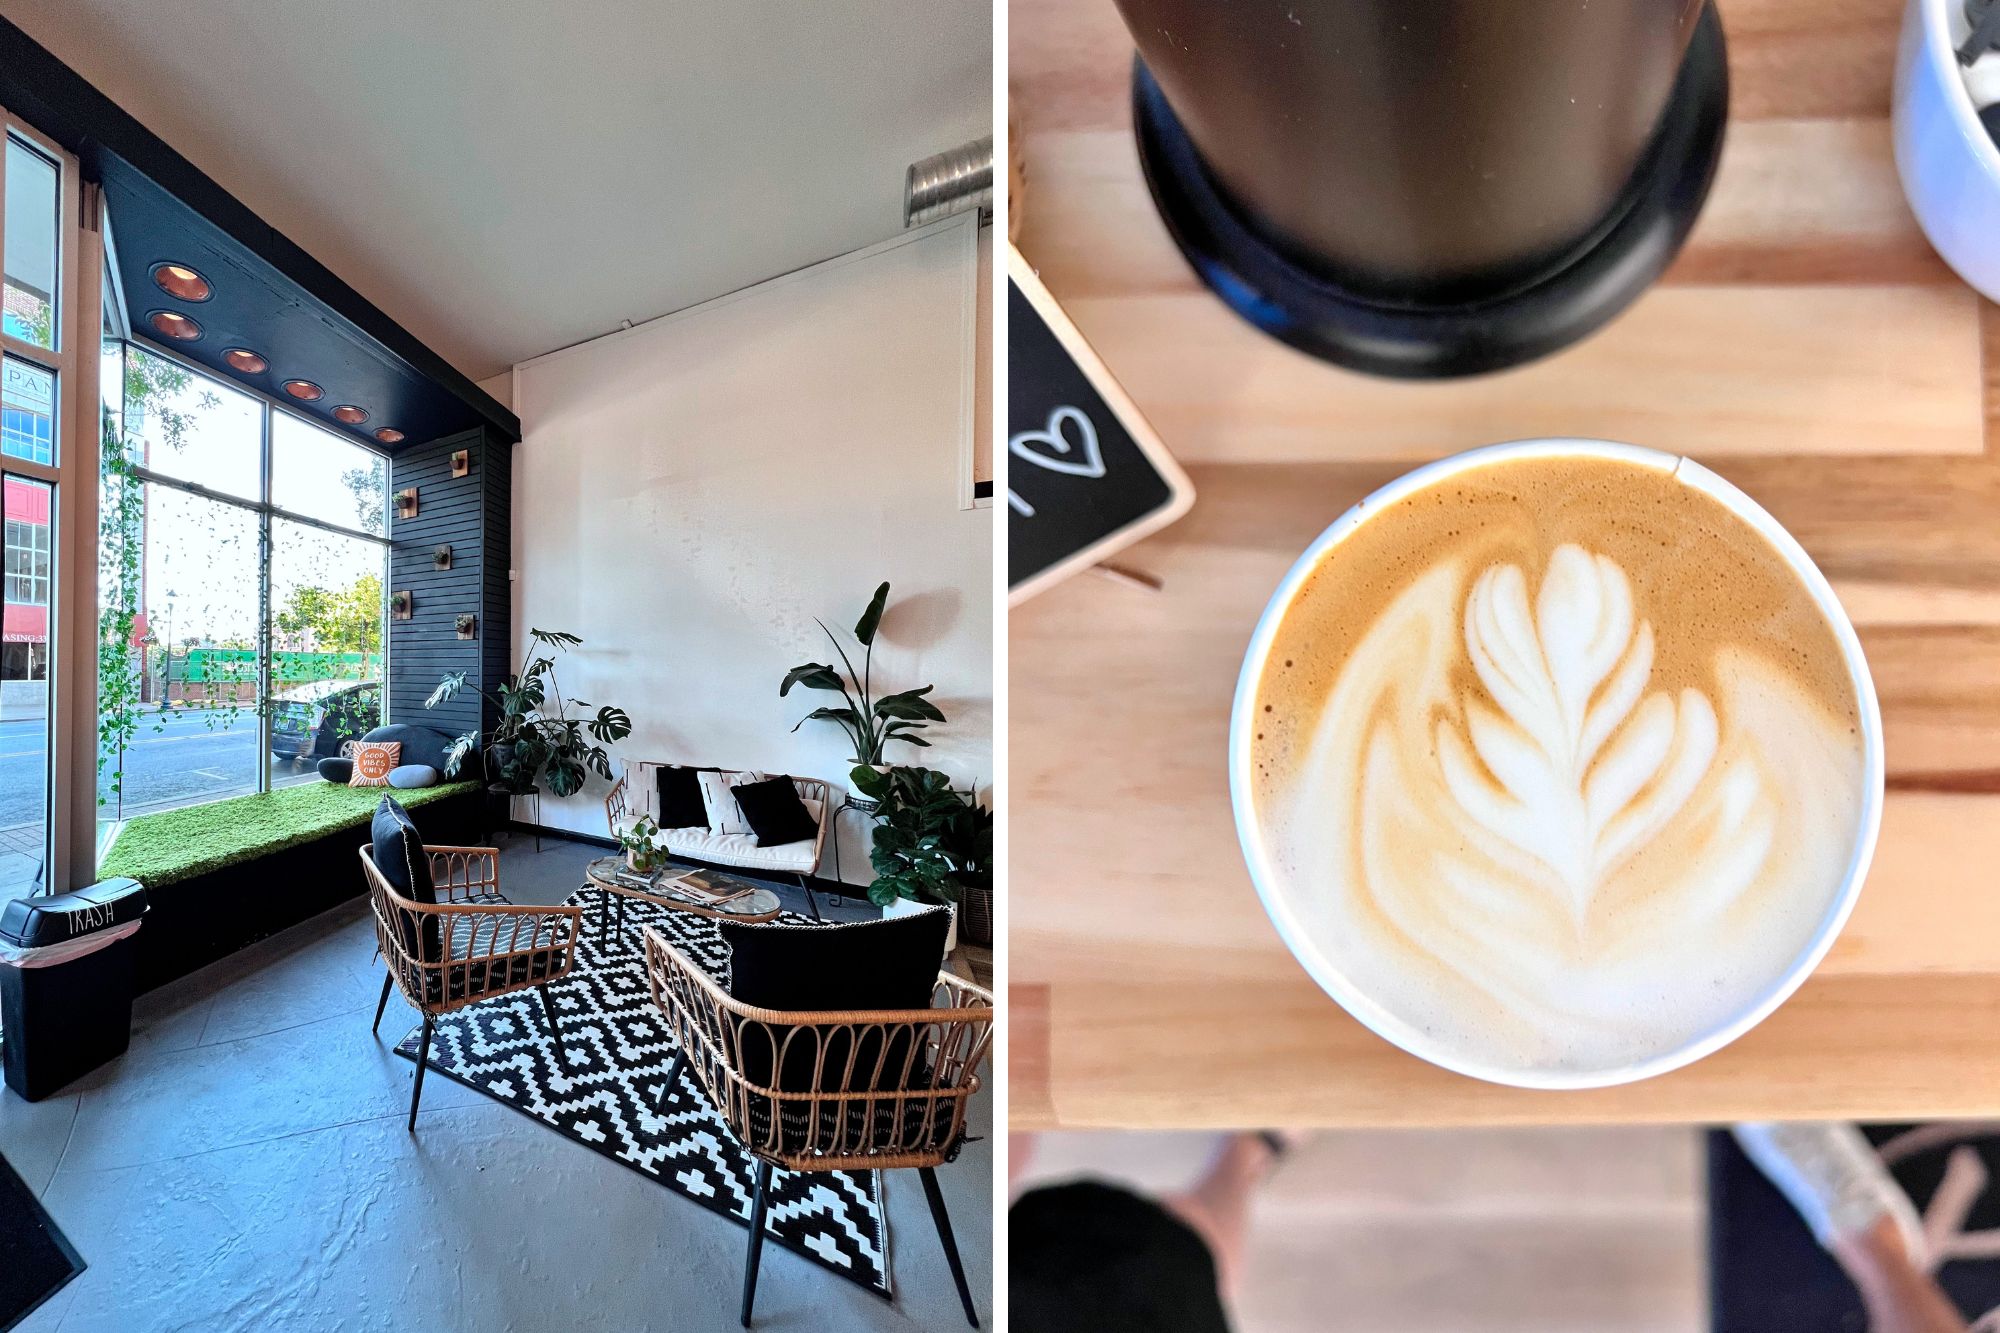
[642,925,993,1327]
[359,843,583,1131]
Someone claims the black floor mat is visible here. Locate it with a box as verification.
[0,1151,83,1331]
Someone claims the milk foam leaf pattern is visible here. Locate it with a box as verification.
[1435,544,1720,919]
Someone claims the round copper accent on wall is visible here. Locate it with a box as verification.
[148,310,203,341]
[282,379,324,402]
[332,405,369,425]
[222,348,268,374]
[374,428,405,444]
[151,263,212,302]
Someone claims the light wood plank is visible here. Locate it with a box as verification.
[1013,969,2000,1130]
[1017,119,1948,299]
[1722,0,1902,122]
[1831,580,2000,626]
[1983,300,2000,453]
[1058,286,1983,464]
[1668,118,1951,285]
[1826,794,2000,971]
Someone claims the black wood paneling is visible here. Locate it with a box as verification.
[388,428,510,752]
[481,435,512,731]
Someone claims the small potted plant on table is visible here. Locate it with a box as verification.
[618,813,668,875]
[851,764,991,953]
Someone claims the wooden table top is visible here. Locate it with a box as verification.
[1009,0,2000,1128]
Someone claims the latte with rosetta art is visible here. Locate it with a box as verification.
[1248,453,1867,1077]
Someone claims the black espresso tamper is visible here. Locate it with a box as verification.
[1113,0,1730,378]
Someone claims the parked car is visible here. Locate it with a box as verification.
[270,679,380,763]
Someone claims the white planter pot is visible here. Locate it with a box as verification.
[1894,0,2000,301]
[880,893,957,954]
[846,763,893,812]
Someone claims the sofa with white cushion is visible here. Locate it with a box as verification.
[603,761,831,919]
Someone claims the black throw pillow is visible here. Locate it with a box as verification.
[730,776,819,847]
[717,908,950,1095]
[370,796,439,957]
[655,764,713,829]
[317,756,354,784]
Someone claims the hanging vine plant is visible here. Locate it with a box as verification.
[96,347,212,816]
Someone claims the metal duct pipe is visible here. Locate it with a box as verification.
[904,136,993,227]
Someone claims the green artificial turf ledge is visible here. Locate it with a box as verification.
[100,779,481,889]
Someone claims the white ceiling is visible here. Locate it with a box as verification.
[2,0,990,382]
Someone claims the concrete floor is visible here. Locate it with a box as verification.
[0,835,991,1332]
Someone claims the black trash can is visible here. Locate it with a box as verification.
[0,879,148,1102]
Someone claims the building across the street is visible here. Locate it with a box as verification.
[0,354,51,721]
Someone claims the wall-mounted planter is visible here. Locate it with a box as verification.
[433,545,453,571]
[455,613,477,640]
[395,488,420,519]
[449,449,471,478]
[390,590,413,621]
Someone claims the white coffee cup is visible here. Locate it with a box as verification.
[1228,439,1886,1089]
[1894,0,2000,299]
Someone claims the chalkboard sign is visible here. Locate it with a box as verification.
[1007,248,1193,602]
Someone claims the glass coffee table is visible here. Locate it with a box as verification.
[583,856,783,944]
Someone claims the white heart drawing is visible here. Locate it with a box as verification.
[1010,405,1106,479]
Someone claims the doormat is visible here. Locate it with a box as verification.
[0,1151,84,1331]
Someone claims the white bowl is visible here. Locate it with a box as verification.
[1894,0,2000,298]
[1227,439,1886,1089]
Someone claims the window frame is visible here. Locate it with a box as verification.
[113,333,391,800]
[0,106,86,892]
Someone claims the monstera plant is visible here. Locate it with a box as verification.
[425,628,631,798]
[781,581,946,772]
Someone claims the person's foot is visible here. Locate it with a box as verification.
[1733,1122,1926,1261]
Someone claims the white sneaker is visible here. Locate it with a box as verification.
[1732,1122,1927,1262]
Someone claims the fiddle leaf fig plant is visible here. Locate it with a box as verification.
[781,581,946,763]
[426,627,632,799]
[851,764,992,907]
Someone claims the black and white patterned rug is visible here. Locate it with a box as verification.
[393,886,893,1299]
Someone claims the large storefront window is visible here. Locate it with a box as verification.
[97,343,389,825]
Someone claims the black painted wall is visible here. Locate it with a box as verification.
[387,428,511,750]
